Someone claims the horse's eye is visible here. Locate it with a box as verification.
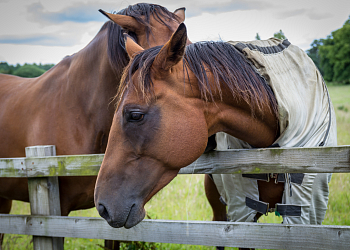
[129,111,144,122]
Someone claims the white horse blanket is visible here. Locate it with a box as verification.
[213,38,337,224]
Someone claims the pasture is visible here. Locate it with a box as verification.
[2,84,350,250]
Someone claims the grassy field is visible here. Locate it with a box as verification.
[2,85,350,250]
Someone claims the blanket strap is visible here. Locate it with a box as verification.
[246,197,301,217]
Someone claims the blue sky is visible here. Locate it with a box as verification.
[0,0,349,64]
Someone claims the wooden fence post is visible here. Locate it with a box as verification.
[26,145,63,250]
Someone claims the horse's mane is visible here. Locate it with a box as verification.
[100,3,180,75]
[118,41,278,117]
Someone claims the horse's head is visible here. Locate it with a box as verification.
[100,4,190,49]
[94,24,209,228]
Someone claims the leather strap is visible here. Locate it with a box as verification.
[246,197,302,217]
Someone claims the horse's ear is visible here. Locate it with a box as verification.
[154,23,187,71]
[174,7,186,23]
[99,9,142,33]
[124,34,144,58]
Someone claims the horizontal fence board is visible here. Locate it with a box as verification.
[1,146,350,177]
[180,145,350,174]
[0,215,349,250]
[24,154,104,177]
[0,157,26,177]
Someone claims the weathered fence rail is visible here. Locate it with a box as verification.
[1,145,350,250]
[1,215,350,250]
[2,146,350,177]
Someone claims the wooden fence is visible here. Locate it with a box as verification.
[1,145,350,250]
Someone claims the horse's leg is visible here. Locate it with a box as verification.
[204,174,227,250]
[0,198,12,250]
[105,240,120,250]
[204,174,227,222]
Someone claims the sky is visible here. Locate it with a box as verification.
[0,0,349,65]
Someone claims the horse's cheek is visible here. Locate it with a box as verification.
[156,111,207,168]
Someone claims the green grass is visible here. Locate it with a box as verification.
[2,85,350,249]
[327,85,350,146]
[323,84,350,227]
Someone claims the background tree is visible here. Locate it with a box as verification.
[273,29,286,39]
[0,62,18,74]
[327,17,350,83]
[311,16,350,84]
[255,33,261,40]
[0,62,54,77]
[13,64,46,78]
[306,39,323,73]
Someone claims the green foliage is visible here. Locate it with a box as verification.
[255,33,261,40]
[13,64,46,78]
[37,63,55,71]
[308,16,350,84]
[0,62,54,78]
[273,29,286,39]
[120,241,160,250]
[0,62,19,74]
[307,39,323,73]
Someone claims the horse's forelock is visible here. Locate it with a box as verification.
[116,46,163,109]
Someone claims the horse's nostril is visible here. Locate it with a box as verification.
[97,203,110,221]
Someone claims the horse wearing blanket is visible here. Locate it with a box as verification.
[213,38,337,225]
[94,23,337,237]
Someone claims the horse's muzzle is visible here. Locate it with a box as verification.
[96,199,145,228]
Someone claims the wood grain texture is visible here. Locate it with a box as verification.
[1,146,349,177]
[0,157,26,177]
[0,215,349,250]
[26,146,63,250]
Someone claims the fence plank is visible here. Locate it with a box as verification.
[24,154,104,177]
[26,146,63,250]
[1,146,349,177]
[0,215,349,250]
[180,145,350,174]
[0,157,26,177]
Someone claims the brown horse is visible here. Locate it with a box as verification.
[0,3,187,249]
[95,22,281,227]
[94,22,335,249]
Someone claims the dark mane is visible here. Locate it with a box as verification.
[103,3,180,75]
[118,41,278,117]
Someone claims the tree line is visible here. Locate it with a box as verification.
[0,62,54,78]
[307,16,350,84]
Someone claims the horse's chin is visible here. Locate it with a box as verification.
[124,205,146,229]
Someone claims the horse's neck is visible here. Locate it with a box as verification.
[32,27,120,126]
[34,29,119,153]
[63,29,118,110]
[202,78,279,148]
